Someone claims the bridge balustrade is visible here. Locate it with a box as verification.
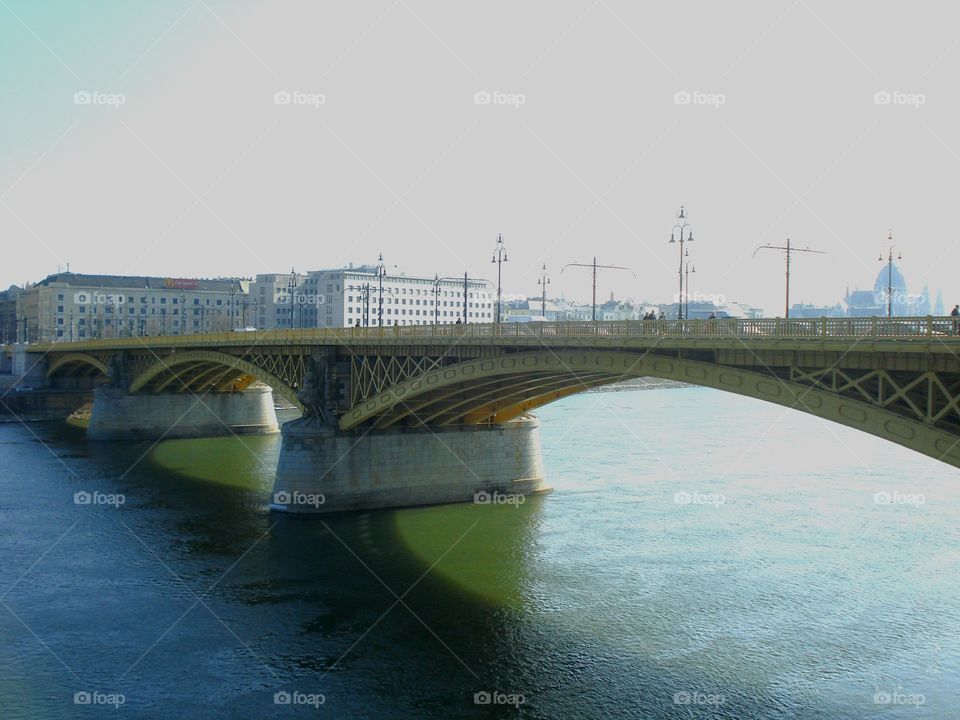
[17,316,960,352]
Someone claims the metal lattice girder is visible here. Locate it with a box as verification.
[790,367,960,431]
[350,355,447,406]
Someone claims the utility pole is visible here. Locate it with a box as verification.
[439,273,488,324]
[753,238,826,318]
[561,258,635,322]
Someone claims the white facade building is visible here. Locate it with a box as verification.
[299,264,496,328]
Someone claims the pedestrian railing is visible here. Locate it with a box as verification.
[20,316,960,352]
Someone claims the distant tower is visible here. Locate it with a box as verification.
[920,284,932,315]
[935,289,945,315]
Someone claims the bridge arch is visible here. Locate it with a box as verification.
[340,350,960,469]
[128,349,304,410]
[46,353,110,379]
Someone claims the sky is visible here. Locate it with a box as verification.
[2,0,960,314]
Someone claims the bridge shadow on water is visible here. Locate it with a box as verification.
[12,420,858,719]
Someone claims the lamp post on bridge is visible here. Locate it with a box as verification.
[287,268,298,329]
[753,238,825,318]
[561,258,635,322]
[670,205,694,320]
[879,231,902,319]
[537,264,551,319]
[433,274,441,324]
[491,233,508,323]
[376,253,387,327]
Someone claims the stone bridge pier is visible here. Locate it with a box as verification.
[87,385,279,440]
[80,350,280,440]
[269,353,550,513]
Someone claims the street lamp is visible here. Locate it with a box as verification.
[287,267,298,329]
[670,205,694,320]
[433,274,441,324]
[537,264,551,319]
[180,290,187,335]
[491,233,508,323]
[376,253,387,327]
[879,230,902,318]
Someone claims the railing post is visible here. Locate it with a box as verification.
[821,317,827,338]
[871,316,878,338]
[926,315,932,339]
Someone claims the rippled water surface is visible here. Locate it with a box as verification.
[1,387,958,718]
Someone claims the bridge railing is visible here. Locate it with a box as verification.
[21,316,960,352]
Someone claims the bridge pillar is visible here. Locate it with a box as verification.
[87,385,279,440]
[270,416,550,513]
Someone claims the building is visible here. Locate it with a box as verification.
[295,264,495,328]
[248,271,307,330]
[0,286,22,344]
[17,273,249,342]
[842,261,925,317]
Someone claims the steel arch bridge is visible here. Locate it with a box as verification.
[26,316,960,468]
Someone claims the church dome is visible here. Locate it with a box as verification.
[874,262,907,294]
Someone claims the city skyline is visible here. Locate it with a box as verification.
[3,3,960,313]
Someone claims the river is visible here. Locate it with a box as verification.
[1,386,957,718]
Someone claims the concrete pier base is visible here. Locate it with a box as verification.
[87,385,279,440]
[271,415,550,513]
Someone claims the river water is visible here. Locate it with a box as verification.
[0,386,958,719]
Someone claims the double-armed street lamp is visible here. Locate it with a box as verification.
[538,264,551,319]
[492,234,508,323]
[670,205,694,320]
[879,230,902,318]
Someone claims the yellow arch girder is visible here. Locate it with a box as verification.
[129,349,303,410]
[340,350,960,469]
[46,353,110,378]
[372,371,613,429]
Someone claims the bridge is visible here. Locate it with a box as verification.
[9,316,960,512]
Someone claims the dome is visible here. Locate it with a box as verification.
[874,262,907,294]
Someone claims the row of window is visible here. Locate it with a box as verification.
[56,293,235,306]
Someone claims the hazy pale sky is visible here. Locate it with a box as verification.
[2,1,959,313]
